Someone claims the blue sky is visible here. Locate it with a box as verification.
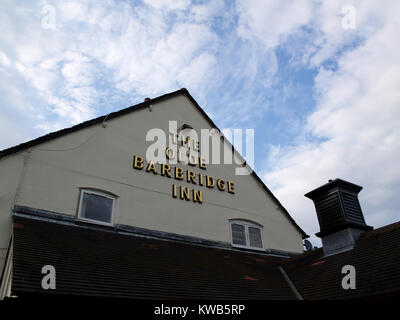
[1,0,400,245]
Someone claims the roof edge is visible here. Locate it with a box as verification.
[0,89,184,159]
[1,88,308,238]
[13,205,299,257]
[181,89,308,238]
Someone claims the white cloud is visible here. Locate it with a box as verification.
[101,20,218,95]
[59,0,90,21]
[0,51,11,66]
[61,59,96,87]
[177,52,217,95]
[0,0,221,140]
[1,0,399,247]
[189,0,225,23]
[263,1,400,243]
[143,0,190,11]
[236,0,314,49]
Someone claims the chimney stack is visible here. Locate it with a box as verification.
[305,178,373,256]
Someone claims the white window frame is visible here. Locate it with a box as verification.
[77,189,116,227]
[229,220,265,251]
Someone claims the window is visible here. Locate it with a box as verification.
[78,189,116,226]
[230,220,264,250]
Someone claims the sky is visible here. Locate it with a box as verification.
[1,0,399,246]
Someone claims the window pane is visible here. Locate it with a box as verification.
[248,227,263,248]
[81,193,113,223]
[231,224,246,246]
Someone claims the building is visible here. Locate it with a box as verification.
[0,89,399,300]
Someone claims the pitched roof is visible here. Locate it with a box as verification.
[0,88,307,238]
[281,221,400,299]
[0,89,184,159]
[12,215,297,299]
[10,213,400,300]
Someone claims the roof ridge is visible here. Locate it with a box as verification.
[1,88,308,238]
[0,89,184,159]
[358,220,400,240]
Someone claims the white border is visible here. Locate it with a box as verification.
[77,189,116,227]
[229,220,265,251]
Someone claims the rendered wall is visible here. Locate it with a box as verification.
[0,153,25,273]
[0,95,304,269]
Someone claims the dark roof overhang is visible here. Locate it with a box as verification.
[11,214,298,299]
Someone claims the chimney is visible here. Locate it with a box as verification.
[305,178,373,256]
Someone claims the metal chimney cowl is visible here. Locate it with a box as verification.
[305,178,373,256]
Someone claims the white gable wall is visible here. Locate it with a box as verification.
[0,152,25,275]
[0,95,303,271]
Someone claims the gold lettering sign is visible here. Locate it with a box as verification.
[133,155,144,169]
[217,179,226,191]
[146,161,157,174]
[132,133,236,204]
[172,184,203,204]
[161,164,171,177]
[175,167,184,180]
[206,176,215,188]
[228,181,235,194]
